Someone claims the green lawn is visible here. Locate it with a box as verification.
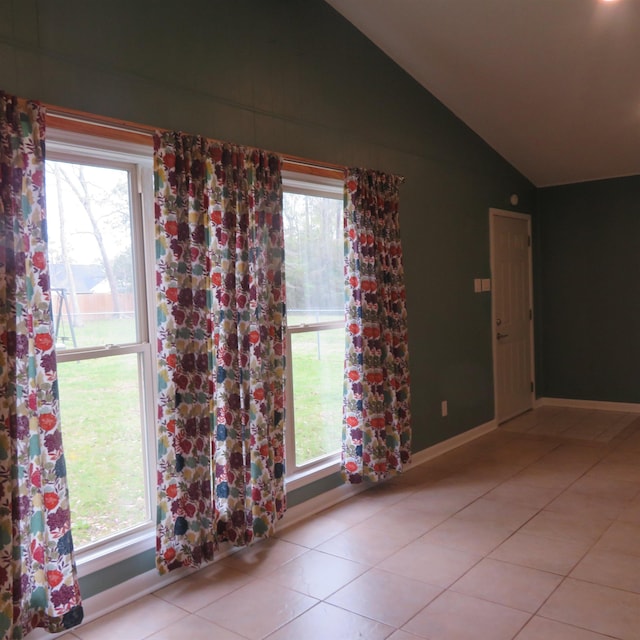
[57,351,148,547]
[290,328,343,465]
[57,319,344,548]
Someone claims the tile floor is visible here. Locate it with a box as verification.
[56,406,640,639]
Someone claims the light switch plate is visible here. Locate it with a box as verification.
[481,278,491,292]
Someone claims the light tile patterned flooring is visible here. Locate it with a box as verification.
[57,406,640,640]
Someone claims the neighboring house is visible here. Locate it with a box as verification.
[90,277,111,294]
[49,263,107,294]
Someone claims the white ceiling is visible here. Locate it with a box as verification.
[326,0,640,187]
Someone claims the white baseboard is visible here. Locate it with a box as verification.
[279,482,369,530]
[34,417,498,635]
[280,419,497,530]
[407,420,497,467]
[30,544,238,638]
[536,397,640,413]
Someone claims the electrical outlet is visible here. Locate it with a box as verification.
[441,400,448,417]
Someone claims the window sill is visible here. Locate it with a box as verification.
[285,456,341,491]
[74,458,341,578]
[76,526,155,577]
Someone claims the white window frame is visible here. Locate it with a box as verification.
[44,128,346,572]
[282,170,345,490]
[46,128,158,575]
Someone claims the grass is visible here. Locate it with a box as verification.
[56,318,344,548]
[57,350,147,547]
[290,329,343,465]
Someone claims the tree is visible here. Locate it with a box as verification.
[50,164,82,333]
[283,192,343,319]
[53,162,131,317]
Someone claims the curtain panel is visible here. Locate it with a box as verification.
[155,132,286,574]
[0,93,83,638]
[342,169,411,483]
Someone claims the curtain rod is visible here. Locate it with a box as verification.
[46,104,346,178]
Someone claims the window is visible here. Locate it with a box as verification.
[44,119,345,568]
[45,129,156,553]
[282,171,345,482]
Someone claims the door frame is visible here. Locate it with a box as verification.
[489,208,536,424]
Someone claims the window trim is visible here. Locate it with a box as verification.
[282,173,345,485]
[46,108,346,179]
[44,110,348,576]
[46,127,159,570]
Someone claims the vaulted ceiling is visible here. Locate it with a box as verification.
[326,0,640,187]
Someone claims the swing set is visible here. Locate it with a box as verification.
[51,287,78,348]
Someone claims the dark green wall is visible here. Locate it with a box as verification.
[0,0,536,449]
[537,175,640,401]
[1,0,536,596]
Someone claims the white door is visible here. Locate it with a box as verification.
[490,209,534,423]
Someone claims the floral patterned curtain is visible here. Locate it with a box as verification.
[342,169,411,483]
[155,132,286,574]
[0,92,83,637]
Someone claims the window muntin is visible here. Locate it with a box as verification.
[45,136,155,551]
[283,175,344,472]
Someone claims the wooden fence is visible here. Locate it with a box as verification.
[53,291,135,321]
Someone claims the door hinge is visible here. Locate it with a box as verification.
[528,235,531,247]
[529,308,532,320]
[530,381,534,392]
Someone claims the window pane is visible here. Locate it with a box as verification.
[46,160,137,348]
[291,328,343,465]
[57,353,148,547]
[283,192,343,325]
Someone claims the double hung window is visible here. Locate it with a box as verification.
[282,171,345,482]
[45,130,155,553]
[44,123,346,565]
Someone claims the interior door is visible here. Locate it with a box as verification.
[491,210,533,423]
